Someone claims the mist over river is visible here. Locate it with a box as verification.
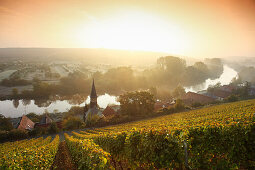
[0,65,238,118]
[0,94,119,118]
[185,65,238,92]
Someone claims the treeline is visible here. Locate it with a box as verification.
[0,78,30,87]
[6,56,224,100]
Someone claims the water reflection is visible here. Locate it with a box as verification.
[185,65,238,92]
[1,93,119,118]
[13,100,19,108]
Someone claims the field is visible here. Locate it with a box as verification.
[0,99,255,169]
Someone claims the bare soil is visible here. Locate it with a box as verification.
[51,141,77,170]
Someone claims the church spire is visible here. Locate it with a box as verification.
[90,79,97,108]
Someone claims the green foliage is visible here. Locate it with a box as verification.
[172,85,186,99]
[0,135,59,169]
[85,113,101,127]
[191,102,204,108]
[64,106,84,119]
[119,91,155,116]
[63,116,83,130]
[174,99,185,111]
[47,122,59,134]
[0,114,13,131]
[65,133,112,169]
[26,112,42,122]
[1,78,30,87]
[187,124,255,169]
[225,94,239,102]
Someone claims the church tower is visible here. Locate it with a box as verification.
[90,79,97,108]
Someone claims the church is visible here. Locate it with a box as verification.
[84,79,118,121]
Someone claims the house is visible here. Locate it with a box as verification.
[181,92,215,105]
[211,89,232,101]
[102,106,117,118]
[220,85,236,92]
[109,105,120,113]
[35,113,62,129]
[39,113,52,124]
[154,101,174,111]
[11,115,35,131]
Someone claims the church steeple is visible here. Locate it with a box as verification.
[90,79,97,108]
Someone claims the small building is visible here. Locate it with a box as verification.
[154,101,174,112]
[11,115,35,131]
[102,106,117,118]
[211,89,232,101]
[35,113,62,129]
[220,85,236,92]
[181,92,215,105]
[39,113,53,125]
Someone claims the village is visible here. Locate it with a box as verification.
[1,77,254,143]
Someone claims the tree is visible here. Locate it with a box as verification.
[119,91,155,116]
[157,56,186,74]
[172,85,186,99]
[48,122,59,134]
[174,99,185,111]
[0,114,13,131]
[207,82,221,94]
[63,116,83,130]
[225,94,238,102]
[26,112,41,122]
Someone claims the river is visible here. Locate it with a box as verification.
[0,93,119,118]
[0,65,238,118]
[185,65,238,92]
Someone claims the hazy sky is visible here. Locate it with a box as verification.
[0,0,254,58]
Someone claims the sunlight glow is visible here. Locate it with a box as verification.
[74,10,191,54]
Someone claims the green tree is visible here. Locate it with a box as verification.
[0,114,13,131]
[48,122,59,134]
[172,85,186,99]
[174,99,185,111]
[119,91,155,116]
[63,116,83,130]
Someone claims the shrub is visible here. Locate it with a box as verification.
[47,122,59,134]
[63,116,83,130]
[174,99,185,111]
[191,102,203,108]
[8,129,28,141]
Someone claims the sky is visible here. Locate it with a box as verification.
[0,0,254,58]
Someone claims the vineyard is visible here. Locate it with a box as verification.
[67,99,255,169]
[0,99,255,169]
[0,135,59,169]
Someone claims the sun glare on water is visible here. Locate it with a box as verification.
[74,10,190,53]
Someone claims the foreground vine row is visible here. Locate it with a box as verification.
[0,135,59,169]
[72,99,255,169]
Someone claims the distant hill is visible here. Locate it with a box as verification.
[0,48,170,66]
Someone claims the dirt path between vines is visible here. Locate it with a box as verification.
[51,141,77,170]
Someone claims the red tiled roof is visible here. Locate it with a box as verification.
[213,90,232,98]
[220,85,236,92]
[182,92,215,104]
[17,115,35,131]
[102,106,117,117]
[35,121,62,129]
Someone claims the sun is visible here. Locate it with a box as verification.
[73,10,190,54]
